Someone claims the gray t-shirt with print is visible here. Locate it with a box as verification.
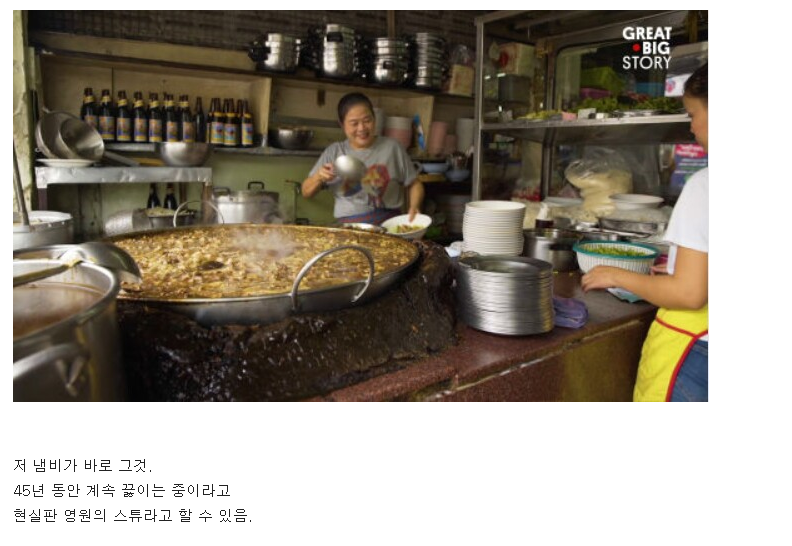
[309,136,418,219]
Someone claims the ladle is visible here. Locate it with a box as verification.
[13,242,142,287]
[333,155,366,182]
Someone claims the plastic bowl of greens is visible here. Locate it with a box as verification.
[573,240,659,274]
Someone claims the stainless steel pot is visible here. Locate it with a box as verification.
[523,228,583,272]
[212,181,281,224]
[13,258,125,401]
[104,224,420,326]
[14,210,74,250]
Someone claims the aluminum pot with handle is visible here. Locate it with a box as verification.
[211,181,281,224]
[523,228,583,272]
[13,258,126,401]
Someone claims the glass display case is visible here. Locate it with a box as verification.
[471,10,708,209]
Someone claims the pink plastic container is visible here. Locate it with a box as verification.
[428,121,448,156]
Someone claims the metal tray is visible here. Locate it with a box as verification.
[612,109,663,118]
[599,217,667,235]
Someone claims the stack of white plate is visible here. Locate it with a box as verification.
[456,255,554,336]
[462,200,526,256]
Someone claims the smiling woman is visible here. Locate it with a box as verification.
[300,92,424,226]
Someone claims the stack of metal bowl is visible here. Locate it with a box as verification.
[407,32,448,90]
[319,24,359,79]
[367,37,409,86]
[456,255,555,336]
[249,33,301,73]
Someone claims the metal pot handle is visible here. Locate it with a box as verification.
[13,342,91,399]
[174,200,224,226]
[212,186,231,196]
[289,245,375,312]
[248,181,265,190]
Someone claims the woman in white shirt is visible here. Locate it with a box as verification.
[582,63,709,402]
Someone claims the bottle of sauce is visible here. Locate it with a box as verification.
[223,98,239,147]
[80,87,98,129]
[209,97,225,145]
[115,90,132,142]
[147,93,163,143]
[98,89,116,142]
[240,99,254,148]
[164,94,179,143]
[194,97,207,143]
[179,95,195,143]
[147,183,161,208]
[164,183,178,210]
[133,91,148,143]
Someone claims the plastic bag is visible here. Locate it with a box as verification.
[449,44,475,67]
[564,148,633,216]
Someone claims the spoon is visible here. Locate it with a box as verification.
[13,242,142,287]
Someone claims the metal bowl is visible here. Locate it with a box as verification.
[156,142,213,167]
[268,128,314,150]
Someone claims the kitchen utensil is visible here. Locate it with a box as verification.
[446,168,470,182]
[573,241,659,274]
[13,142,30,229]
[155,142,213,166]
[599,217,667,235]
[341,223,386,234]
[456,255,554,336]
[37,158,96,168]
[418,161,449,174]
[146,207,197,229]
[522,228,582,272]
[35,110,74,160]
[54,114,139,166]
[211,182,280,224]
[14,211,74,250]
[13,241,142,287]
[103,224,419,326]
[268,127,314,150]
[13,258,125,401]
[334,155,367,182]
[174,200,224,226]
[381,213,432,240]
[609,193,664,210]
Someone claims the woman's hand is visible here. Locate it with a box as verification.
[580,266,623,292]
[301,163,336,198]
[408,207,419,222]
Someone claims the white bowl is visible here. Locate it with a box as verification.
[610,194,664,210]
[381,213,432,240]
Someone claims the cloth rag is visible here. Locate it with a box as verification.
[553,296,588,329]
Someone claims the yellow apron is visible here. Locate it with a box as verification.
[633,305,708,402]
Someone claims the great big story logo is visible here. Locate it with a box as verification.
[622,26,672,70]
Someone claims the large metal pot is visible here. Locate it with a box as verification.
[212,181,281,224]
[523,228,583,272]
[104,224,420,326]
[13,258,125,401]
[14,210,73,250]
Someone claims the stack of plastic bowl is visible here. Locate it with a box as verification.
[462,200,526,256]
[383,116,413,149]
